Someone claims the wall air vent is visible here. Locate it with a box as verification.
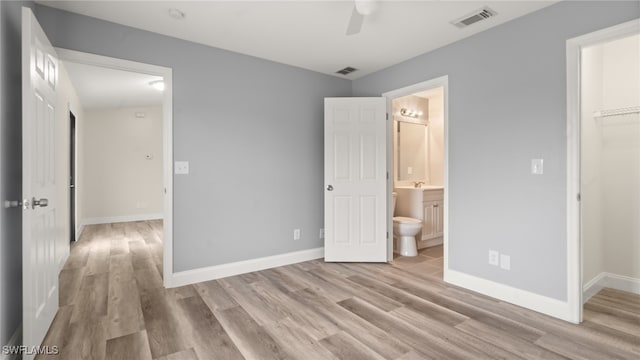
[451,7,497,28]
[336,67,358,75]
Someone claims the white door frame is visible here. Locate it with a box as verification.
[54,49,175,288]
[565,19,640,324]
[382,76,449,264]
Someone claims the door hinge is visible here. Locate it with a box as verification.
[386,171,389,180]
[386,113,389,121]
[386,231,389,239]
[577,193,581,201]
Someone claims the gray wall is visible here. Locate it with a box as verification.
[1,0,34,347]
[353,1,639,300]
[34,5,352,272]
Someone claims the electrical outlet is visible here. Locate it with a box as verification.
[531,159,544,175]
[175,161,189,174]
[319,228,325,239]
[500,254,511,270]
[293,229,301,241]
[489,250,499,266]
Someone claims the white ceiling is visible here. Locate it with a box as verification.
[40,0,558,79]
[63,61,163,110]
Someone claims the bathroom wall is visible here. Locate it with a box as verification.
[82,106,163,223]
[427,88,445,186]
[582,34,640,290]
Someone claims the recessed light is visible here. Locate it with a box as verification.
[168,8,185,20]
[149,80,165,91]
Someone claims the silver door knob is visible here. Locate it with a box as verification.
[32,197,48,209]
[326,185,334,191]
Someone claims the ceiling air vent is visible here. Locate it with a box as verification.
[452,7,497,28]
[336,67,358,76]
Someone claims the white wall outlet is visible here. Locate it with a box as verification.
[294,229,301,241]
[319,228,325,239]
[175,161,189,174]
[531,159,544,175]
[500,254,511,270]
[489,250,499,266]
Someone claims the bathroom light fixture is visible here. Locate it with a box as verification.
[149,80,165,91]
[400,108,423,118]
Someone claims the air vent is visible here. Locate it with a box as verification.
[336,67,358,75]
[452,7,497,28]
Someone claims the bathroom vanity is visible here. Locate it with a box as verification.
[394,187,444,248]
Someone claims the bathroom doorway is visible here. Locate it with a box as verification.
[566,19,640,322]
[383,76,448,278]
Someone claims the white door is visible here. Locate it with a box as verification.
[22,7,59,357]
[324,98,387,262]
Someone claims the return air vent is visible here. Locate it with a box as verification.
[336,66,358,75]
[451,7,497,28]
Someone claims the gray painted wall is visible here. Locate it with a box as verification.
[1,0,34,347]
[34,5,352,272]
[353,1,639,300]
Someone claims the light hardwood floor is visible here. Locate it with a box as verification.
[39,221,640,359]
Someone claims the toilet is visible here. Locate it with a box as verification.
[392,192,423,257]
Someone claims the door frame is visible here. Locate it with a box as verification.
[68,109,77,243]
[382,76,449,264]
[565,18,640,324]
[55,48,175,288]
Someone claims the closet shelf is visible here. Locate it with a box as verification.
[594,106,640,118]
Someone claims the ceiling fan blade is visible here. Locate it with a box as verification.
[346,5,364,36]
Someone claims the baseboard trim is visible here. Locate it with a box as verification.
[82,213,163,226]
[583,272,640,303]
[445,269,573,322]
[167,247,324,288]
[418,238,443,249]
[1,324,22,360]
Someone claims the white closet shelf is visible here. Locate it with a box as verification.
[594,106,640,118]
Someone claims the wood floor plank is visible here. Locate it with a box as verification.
[59,316,107,360]
[140,287,191,358]
[58,267,85,307]
[218,275,289,326]
[106,253,145,340]
[155,348,199,360]
[319,331,386,360]
[178,295,244,360]
[36,306,74,360]
[105,330,152,360]
[264,317,339,360]
[214,306,289,360]
[193,280,239,311]
[70,272,109,323]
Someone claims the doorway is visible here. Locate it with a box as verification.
[69,111,76,242]
[566,19,640,323]
[383,76,449,275]
[57,49,175,287]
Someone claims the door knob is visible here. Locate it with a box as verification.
[32,197,48,209]
[326,185,334,191]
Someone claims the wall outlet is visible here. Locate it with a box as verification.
[293,229,301,241]
[531,158,544,175]
[319,228,325,239]
[500,254,511,270]
[489,250,499,266]
[175,161,189,174]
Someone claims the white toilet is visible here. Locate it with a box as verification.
[392,192,423,257]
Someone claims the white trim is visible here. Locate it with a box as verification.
[82,213,163,226]
[445,270,573,322]
[566,19,640,324]
[168,247,324,288]
[55,48,175,288]
[583,272,640,303]
[382,76,449,270]
[1,324,22,360]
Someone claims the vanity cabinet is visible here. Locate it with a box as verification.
[395,188,444,248]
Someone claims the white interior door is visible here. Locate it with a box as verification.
[22,7,59,356]
[324,97,387,262]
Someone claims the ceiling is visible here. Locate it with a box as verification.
[64,61,163,110]
[39,0,558,79]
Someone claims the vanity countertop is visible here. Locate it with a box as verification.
[395,185,444,190]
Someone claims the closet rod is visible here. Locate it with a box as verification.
[594,105,640,118]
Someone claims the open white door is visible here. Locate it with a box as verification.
[22,7,58,357]
[324,98,387,262]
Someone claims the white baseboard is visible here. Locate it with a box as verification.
[444,269,573,322]
[82,213,163,226]
[75,223,84,241]
[1,324,22,360]
[167,247,324,288]
[418,238,443,249]
[583,272,640,303]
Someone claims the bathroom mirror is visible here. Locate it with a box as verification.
[396,121,428,182]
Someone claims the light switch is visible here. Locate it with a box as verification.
[407,166,413,175]
[531,159,544,175]
[175,161,189,174]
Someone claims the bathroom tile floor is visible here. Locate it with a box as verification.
[38,223,640,359]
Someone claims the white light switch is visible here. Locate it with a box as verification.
[531,159,544,175]
[407,167,413,175]
[500,254,511,270]
[175,161,189,174]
